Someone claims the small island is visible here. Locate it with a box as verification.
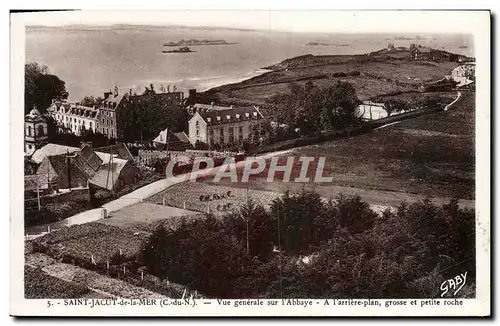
[163,39,237,47]
[162,46,194,53]
[306,42,349,47]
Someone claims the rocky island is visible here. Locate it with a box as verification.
[306,42,350,47]
[163,39,237,47]
[162,46,194,53]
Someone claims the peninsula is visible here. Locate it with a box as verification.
[199,44,474,108]
[163,39,237,47]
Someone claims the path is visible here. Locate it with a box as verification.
[25,149,291,239]
[374,91,462,131]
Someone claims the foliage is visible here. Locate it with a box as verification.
[47,126,116,148]
[24,266,91,299]
[267,81,361,137]
[25,62,68,114]
[118,95,190,142]
[141,191,475,299]
[25,200,93,227]
[80,95,104,108]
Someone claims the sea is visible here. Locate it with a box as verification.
[25,25,474,102]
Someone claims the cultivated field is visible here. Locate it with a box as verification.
[147,182,281,214]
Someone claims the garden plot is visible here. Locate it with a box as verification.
[147,182,283,215]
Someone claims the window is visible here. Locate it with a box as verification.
[196,121,200,128]
[238,126,243,136]
[196,129,200,137]
[111,129,114,138]
[220,128,224,144]
[38,125,44,136]
[27,125,32,137]
[90,122,93,128]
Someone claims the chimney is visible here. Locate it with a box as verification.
[189,89,197,102]
[210,101,215,108]
[104,91,112,99]
[230,105,234,109]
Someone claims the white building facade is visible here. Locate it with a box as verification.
[48,100,100,136]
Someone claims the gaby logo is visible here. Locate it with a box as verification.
[440,272,467,297]
[164,155,334,183]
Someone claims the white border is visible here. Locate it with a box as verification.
[9,9,490,317]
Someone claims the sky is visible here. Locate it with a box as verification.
[16,10,489,34]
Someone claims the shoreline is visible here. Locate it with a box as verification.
[197,68,272,93]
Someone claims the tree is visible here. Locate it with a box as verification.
[25,62,68,114]
[80,95,103,108]
[118,94,190,142]
[267,81,360,136]
[334,194,378,234]
[143,83,156,95]
[384,98,406,115]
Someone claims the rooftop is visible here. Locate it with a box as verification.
[196,106,264,126]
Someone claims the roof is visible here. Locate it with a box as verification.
[152,128,189,145]
[129,92,183,108]
[24,175,48,191]
[195,106,264,126]
[36,153,95,186]
[360,101,385,107]
[173,132,190,143]
[31,143,79,164]
[191,103,233,111]
[79,145,103,171]
[68,105,99,119]
[99,93,126,111]
[88,159,129,191]
[95,143,134,161]
[48,101,71,114]
[25,108,47,123]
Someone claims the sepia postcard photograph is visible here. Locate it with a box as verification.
[9,9,490,317]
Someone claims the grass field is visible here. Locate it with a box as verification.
[198,91,474,201]
[24,265,92,299]
[290,91,475,199]
[203,58,460,106]
[32,223,148,264]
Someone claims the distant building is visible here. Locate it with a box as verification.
[153,128,192,150]
[32,143,137,193]
[96,88,127,140]
[188,104,266,146]
[35,145,102,191]
[357,101,388,120]
[450,64,475,88]
[94,143,135,162]
[95,87,185,140]
[48,101,100,135]
[88,151,137,192]
[25,108,48,155]
[30,143,79,164]
[410,44,433,60]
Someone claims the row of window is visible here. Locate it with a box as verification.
[58,115,96,127]
[26,125,45,137]
[101,118,114,126]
